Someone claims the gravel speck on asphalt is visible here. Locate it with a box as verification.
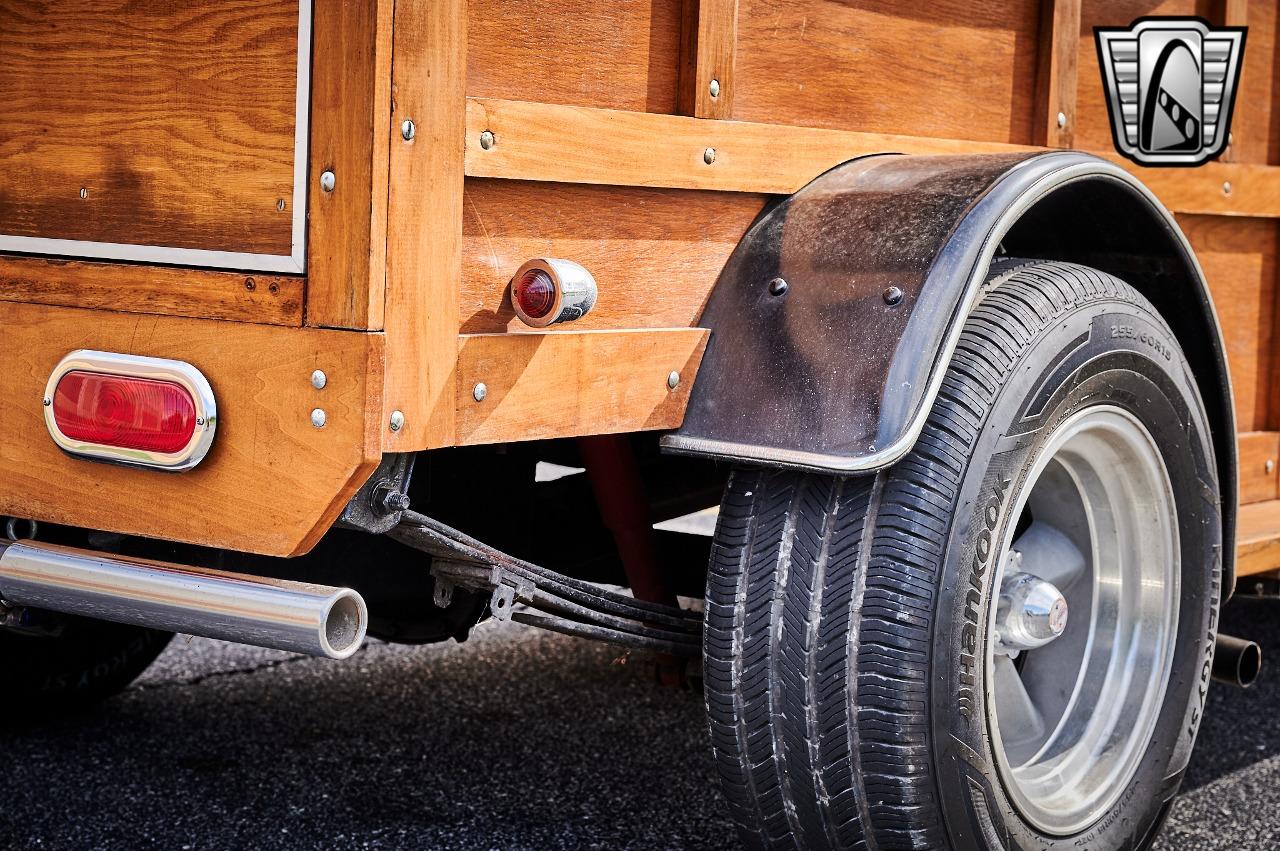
[1,597,1279,849]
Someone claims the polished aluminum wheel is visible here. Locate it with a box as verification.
[986,406,1179,836]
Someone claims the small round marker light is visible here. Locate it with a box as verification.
[509,259,598,328]
[513,268,557,322]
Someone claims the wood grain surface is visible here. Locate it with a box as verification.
[0,1,303,257]
[0,256,303,326]
[1236,499,1280,576]
[1177,214,1279,432]
[454,329,708,445]
[0,303,382,557]
[677,0,739,119]
[460,179,764,333]
[384,0,468,451]
[1035,0,1081,148]
[732,0,1041,143]
[468,0,683,114]
[307,0,394,329]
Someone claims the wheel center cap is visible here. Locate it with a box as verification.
[996,552,1069,655]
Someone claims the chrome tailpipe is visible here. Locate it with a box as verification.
[0,540,367,659]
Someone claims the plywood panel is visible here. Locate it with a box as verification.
[0,1,302,259]
[732,0,1040,143]
[0,303,383,557]
[461,179,764,333]
[468,0,683,114]
[1177,214,1278,431]
[455,329,708,445]
[1076,0,1215,155]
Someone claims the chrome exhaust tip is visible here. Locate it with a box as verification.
[0,541,367,660]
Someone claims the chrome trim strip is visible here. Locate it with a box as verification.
[43,350,218,472]
[0,0,312,274]
[664,153,1234,478]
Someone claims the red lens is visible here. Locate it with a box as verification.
[52,370,198,454]
[513,269,557,320]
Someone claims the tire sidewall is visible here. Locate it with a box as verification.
[930,298,1221,849]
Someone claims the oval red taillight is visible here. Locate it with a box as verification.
[52,370,197,454]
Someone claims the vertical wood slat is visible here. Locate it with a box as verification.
[1220,0,1249,162]
[383,0,468,450]
[307,0,394,330]
[1034,0,1081,148]
[677,0,739,119]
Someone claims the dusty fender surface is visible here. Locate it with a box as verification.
[663,151,1237,588]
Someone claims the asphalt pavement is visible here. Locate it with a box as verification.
[1,597,1279,850]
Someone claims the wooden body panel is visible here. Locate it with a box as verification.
[460,180,764,334]
[0,303,383,557]
[9,0,1280,558]
[1178,215,1280,432]
[732,0,1041,143]
[467,0,684,113]
[454,329,708,444]
[0,1,306,265]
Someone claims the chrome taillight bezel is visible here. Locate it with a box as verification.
[43,350,217,472]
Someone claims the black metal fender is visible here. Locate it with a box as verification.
[662,151,1237,589]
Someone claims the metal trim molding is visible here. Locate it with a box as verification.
[0,1,313,275]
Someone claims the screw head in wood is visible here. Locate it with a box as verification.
[401,119,416,141]
[389,410,405,432]
[709,79,721,98]
[1223,181,1233,196]
[479,130,496,150]
[667,371,681,390]
[320,170,336,192]
[1056,111,1067,129]
[310,369,327,390]
[79,187,88,199]
[768,277,788,296]
[310,408,327,429]
[703,147,717,165]
[883,286,905,306]
[473,382,488,402]
[1267,459,1275,475]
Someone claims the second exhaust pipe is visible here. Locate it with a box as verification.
[0,540,367,659]
[1213,633,1262,688]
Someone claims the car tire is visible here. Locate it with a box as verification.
[0,616,172,719]
[704,260,1221,850]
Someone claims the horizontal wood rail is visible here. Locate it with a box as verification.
[0,256,304,327]
[465,98,1280,218]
